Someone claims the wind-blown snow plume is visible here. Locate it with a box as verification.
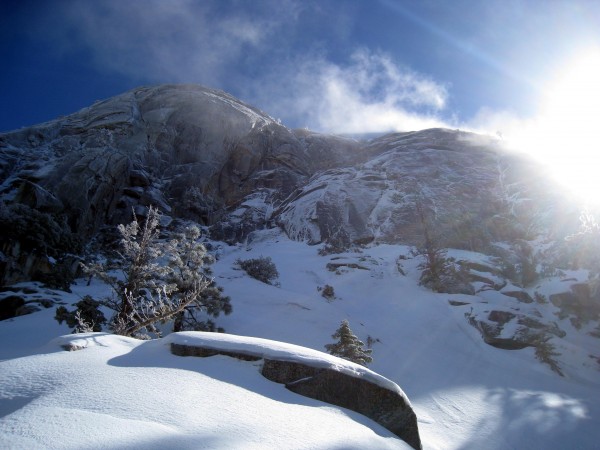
[247,49,450,133]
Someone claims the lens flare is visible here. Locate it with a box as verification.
[509,47,600,204]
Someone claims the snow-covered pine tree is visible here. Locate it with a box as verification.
[83,206,231,338]
[166,225,232,332]
[325,319,373,366]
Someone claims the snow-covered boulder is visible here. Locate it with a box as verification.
[169,331,422,450]
[1,332,412,449]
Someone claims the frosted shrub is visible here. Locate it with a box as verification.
[534,291,548,304]
[533,335,563,376]
[84,206,231,338]
[319,284,335,300]
[237,256,279,285]
[55,296,107,333]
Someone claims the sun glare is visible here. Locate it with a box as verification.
[510,48,600,205]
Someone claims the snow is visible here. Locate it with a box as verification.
[0,332,409,450]
[1,228,599,449]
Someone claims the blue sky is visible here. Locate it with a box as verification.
[1,0,600,136]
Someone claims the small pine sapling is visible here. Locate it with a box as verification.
[325,319,373,366]
[413,196,453,292]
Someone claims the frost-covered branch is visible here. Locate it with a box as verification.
[79,206,231,338]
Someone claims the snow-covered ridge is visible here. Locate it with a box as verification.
[50,331,406,398]
[165,331,408,399]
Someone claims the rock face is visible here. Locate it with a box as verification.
[0,85,362,282]
[0,83,579,285]
[0,284,62,321]
[171,342,421,450]
[466,309,566,351]
[0,85,359,238]
[276,129,574,250]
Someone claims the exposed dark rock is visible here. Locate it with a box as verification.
[484,336,532,350]
[171,342,262,361]
[467,272,499,287]
[468,309,566,352]
[488,310,516,325]
[466,312,530,349]
[264,359,421,450]
[129,169,151,187]
[441,274,476,296]
[502,290,534,303]
[461,261,502,275]
[326,262,370,271]
[550,283,600,323]
[549,291,577,309]
[0,295,25,320]
[260,358,322,383]
[14,303,41,316]
[61,343,87,352]
[448,300,470,306]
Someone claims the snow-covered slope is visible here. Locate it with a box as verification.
[1,229,598,449]
[210,230,600,450]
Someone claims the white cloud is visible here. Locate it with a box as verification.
[248,49,451,133]
[466,107,527,140]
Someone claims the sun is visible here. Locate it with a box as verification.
[510,47,600,205]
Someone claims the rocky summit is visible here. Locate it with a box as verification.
[0,85,359,240]
[0,84,577,253]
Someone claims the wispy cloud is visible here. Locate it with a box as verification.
[44,0,297,87]
[246,49,451,133]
